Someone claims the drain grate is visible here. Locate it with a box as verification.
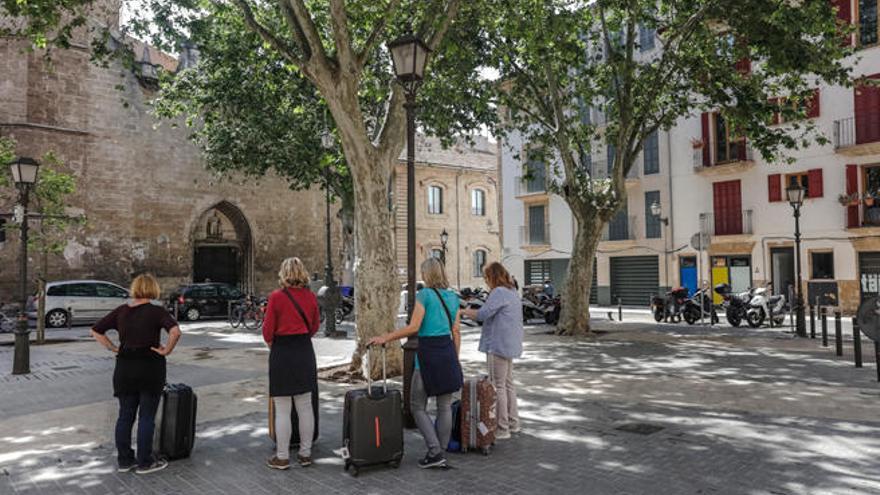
[614,423,665,435]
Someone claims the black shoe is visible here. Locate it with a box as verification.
[418,453,447,469]
[135,459,168,475]
[117,460,137,473]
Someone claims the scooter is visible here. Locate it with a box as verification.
[713,283,752,328]
[746,284,787,328]
[458,287,487,327]
[651,287,690,323]
[683,287,719,325]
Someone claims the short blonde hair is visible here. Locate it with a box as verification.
[421,257,449,289]
[130,273,161,300]
[279,257,310,288]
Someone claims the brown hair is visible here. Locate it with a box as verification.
[421,257,450,289]
[278,257,310,288]
[483,262,515,290]
[130,273,161,300]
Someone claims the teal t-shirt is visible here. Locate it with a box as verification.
[414,288,459,370]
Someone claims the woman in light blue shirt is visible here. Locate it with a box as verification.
[463,262,523,439]
[370,258,462,469]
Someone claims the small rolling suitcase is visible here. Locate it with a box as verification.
[342,345,403,476]
[460,376,496,455]
[155,383,198,460]
[268,385,320,446]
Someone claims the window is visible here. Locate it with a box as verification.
[639,25,655,51]
[712,113,745,164]
[66,283,97,297]
[96,284,128,298]
[811,252,835,279]
[473,250,487,277]
[528,204,547,244]
[47,285,67,297]
[861,0,878,46]
[643,131,659,175]
[712,180,743,235]
[471,189,486,216]
[606,143,616,173]
[645,191,661,239]
[785,173,810,197]
[524,155,546,193]
[525,260,552,285]
[607,200,629,241]
[192,286,218,298]
[862,166,880,226]
[220,285,242,299]
[428,185,443,214]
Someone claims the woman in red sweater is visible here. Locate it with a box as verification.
[262,257,321,470]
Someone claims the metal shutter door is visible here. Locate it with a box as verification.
[590,258,598,304]
[859,252,880,302]
[610,256,659,306]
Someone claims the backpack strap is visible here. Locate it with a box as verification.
[282,288,311,330]
[431,288,454,331]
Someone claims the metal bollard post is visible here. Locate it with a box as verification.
[875,341,880,382]
[853,317,863,368]
[809,305,816,339]
[67,306,72,330]
[821,307,828,347]
[834,311,843,357]
[618,298,623,322]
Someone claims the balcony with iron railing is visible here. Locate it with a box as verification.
[692,140,755,174]
[514,175,549,197]
[700,209,753,237]
[833,114,880,156]
[519,223,551,246]
[601,215,637,241]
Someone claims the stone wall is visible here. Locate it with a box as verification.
[0,38,339,299]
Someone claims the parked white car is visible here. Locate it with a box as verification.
[27,280,130,328]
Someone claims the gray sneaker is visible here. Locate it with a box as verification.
[135,459,169,475]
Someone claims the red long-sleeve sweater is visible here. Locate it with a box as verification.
[262,287,321,345]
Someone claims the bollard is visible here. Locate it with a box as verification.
[618,298,623,322]
[809,305,816,339]
[67,306,72,330]
[834,311,843,357]
[853,317,863,368]
[821,307,828,347]
[875,341,880,382]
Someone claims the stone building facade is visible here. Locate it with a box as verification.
[394,135,501,290]
[0,30,338,300]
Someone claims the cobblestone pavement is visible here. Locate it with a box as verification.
[2,319,880,494]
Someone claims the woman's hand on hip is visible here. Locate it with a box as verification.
[151,345,172,356]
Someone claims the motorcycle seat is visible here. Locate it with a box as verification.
[768,295,784,304]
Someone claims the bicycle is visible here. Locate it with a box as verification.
[0,307,18,333]
[228,296,265,330]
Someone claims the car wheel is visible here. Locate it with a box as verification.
[46,309,68,328]
[185,307,201,321]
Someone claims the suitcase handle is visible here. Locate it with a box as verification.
[365,343,387,398]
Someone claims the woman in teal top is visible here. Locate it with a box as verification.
[370,258,462,469]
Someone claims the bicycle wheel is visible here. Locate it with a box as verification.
[229,306,243,328]
[243,309,260,329]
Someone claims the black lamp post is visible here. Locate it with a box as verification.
[321,129,340,338]
[440,228,449,265]
[651,202,670,291]
[786,183,807,338]
[9,156,40,375]
[389,31,430,429]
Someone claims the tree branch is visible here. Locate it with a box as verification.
[356,0,402,70]
[277,0,311,60]
[232,0,303,65]
[287,0,330,64]
[377,84,406,161]
[328,0,357,73]
[424,0,462,52]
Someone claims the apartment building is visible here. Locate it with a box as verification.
[501,0,880,313]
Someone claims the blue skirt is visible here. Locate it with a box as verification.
[416,336,463,397]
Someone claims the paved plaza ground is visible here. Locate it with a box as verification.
[1,313,879,494]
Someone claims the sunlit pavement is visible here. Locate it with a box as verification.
[2,318,880,494]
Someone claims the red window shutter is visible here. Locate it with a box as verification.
[833,0,852,46]
[768,174,782,202]
[769,98,781,125]
[713,180,743,235]
[807,168,824,198]
[807,89,820,119]
[735,57,751,75]
[855,75,880,145]
[847,164,859,227]
[701,112,711,166]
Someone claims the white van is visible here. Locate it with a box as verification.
[27,280,130,328]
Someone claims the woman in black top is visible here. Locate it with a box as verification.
[92,274,181,475]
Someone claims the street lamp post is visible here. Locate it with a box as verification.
[321,130,340,338]
[650,202,670,291]
[786,183,807,337]
[389,31,430,429]
[9,156,40,375]
[440,228,449,265]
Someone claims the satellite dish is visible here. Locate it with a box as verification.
[690,232,710,251]
[857,296,880,341]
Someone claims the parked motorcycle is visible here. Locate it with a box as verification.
[651,287,690,323]
[522,286,554,323]
[458,287,487,327]
[713,283,752,327]
[683,287,719,325]
[335,294,354,324]
[746,284,787,328]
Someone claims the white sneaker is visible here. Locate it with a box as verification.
[495,429,512,440]
[510,424,522,434]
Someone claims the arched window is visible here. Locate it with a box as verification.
[473,249,487,277]
[428,185,443,214]
[471,189,486,216]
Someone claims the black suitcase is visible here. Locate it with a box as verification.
[342,345,403,476]
[155,383,197,460]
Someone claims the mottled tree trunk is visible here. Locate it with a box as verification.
[338,190,355,287]
[556,213,604,336]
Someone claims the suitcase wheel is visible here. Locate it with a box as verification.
[389,460,400,469]
[461,447,468,454]
[343,461,349,472]
[351,466,360,477]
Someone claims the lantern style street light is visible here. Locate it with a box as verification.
[651,201,671,291]
[389,31,430,430]
[440,228,449,265]
[321,129,340,338]
[8,156,40,375]
[786,182,807,338]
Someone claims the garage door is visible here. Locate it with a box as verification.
[590,258,598,304]
[610,256,659,306]
[859,252,880,302]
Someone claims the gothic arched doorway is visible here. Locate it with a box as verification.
[191,201,254,292]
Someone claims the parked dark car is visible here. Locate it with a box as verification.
[167,283,244,321]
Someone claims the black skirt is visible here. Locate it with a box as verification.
[269,334,318,397]
[113,347,166,397]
